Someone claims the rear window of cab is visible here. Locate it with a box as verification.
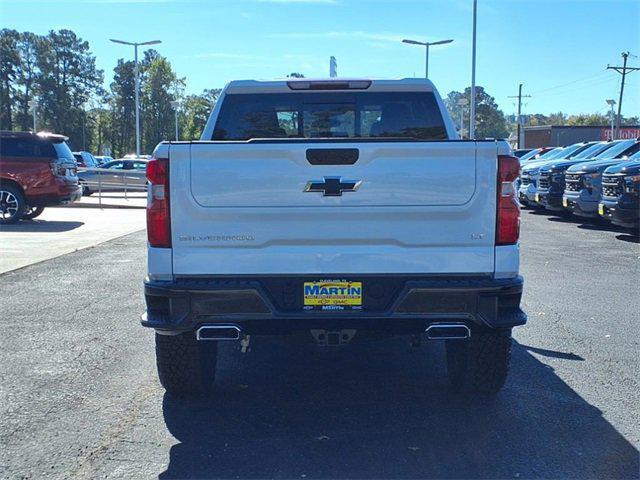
[212,92,447,141]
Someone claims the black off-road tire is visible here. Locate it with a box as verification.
[0,183,26,224]
[446,329,512,395]
[155,332,218,397]
[23,206,45,220]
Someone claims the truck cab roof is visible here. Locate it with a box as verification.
[224,78,437,94]
[201,77,457,142]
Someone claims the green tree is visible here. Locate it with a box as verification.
[35,29,103,148]
[546,112,567,125]
[180,88,221,140]
[527,114,549,127]
[286,72,305,78]
[14,32,42,131]
[0,29,20,130]
[445,90,465,134]
[141,55,184,152]
[566,113,608,126]
[445,86,508,139]
[83,98,111,156]
[109,59,136,157]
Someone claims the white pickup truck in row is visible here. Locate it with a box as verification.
[143,78,526,397]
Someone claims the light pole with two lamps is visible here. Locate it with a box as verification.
[109,38,162,156]
[401,38,453,79]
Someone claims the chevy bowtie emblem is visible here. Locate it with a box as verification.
[304,176,362,196]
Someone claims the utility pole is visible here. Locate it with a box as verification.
[508,83,532,149]
[607,52,639,139]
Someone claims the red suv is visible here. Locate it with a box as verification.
[0,131,82,224]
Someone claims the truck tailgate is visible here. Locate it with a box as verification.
[170,141,498,275]
[190,142,476,207]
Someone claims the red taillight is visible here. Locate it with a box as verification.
[496,155,520,245]
[146,157,171,248]
[50,160,67,177]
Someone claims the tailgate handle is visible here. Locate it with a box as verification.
[306,148,359,165]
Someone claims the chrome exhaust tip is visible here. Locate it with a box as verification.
[425,323,471,340]
[196,325,241,341]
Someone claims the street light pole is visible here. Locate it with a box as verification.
[469,0,477,139]
[110,38,162,156]
[606,99,616,140]
[425,43,429,79]
[457,98,468,138]
[27,100,37,132]
[134,44,140,155]
[170,100,180,141]
[402,38,453,79]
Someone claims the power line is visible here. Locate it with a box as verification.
[532,76,619,98]
[529,71,609,95]
[607,51,640,138]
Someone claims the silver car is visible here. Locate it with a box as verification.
[78,158,148,196]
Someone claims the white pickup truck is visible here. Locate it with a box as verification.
[143,78,526,397]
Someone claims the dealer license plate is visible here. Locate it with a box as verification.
[303,280,362,311]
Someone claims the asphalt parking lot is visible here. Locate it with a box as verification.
[0,210,638,479]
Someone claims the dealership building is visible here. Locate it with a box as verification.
[523,125,640,148]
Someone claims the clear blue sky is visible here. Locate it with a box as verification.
[2,0,639,117]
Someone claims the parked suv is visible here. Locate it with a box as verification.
[0,131,81,223]
[519,142,597,207]
[534,140,623,211]
[72,151,100,169]
[518,147,554,166]
[143,78,526,398]
[599,150,640,229]
[563,140,640,217]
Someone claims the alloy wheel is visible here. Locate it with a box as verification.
[0,190,19,221]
